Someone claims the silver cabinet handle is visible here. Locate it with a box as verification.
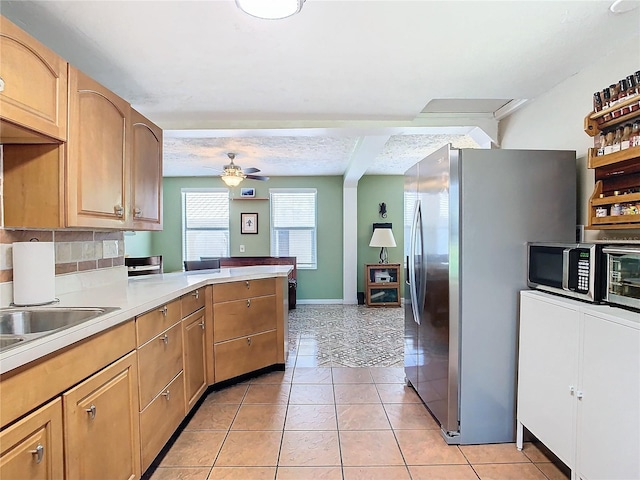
[198,321,205,330]
[245,281,250,289]
[576,390,584,400]
[247,337,252,346]
[569,385,575,395]
[161,390,170,401]
[29,444,44,464]
[114,205,124,217]
[85,404,96,420]
[0,76,5,92]
[161,334,169,345]
[134,207,142,218]
[159,306,168,316]
[192,290,199,299]
[246,299,251,307]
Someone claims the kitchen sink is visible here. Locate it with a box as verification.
[0,307,120,351]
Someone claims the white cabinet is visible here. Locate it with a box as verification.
[517,291,640,480]
[517,294,579,467]
[576,313,639,480]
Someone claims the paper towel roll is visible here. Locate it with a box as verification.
[12,242,56,306]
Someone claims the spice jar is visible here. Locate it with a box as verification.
[611,203,622,216]
[604,130,615,155]
[610,83,621,118]
[627,75,639,112]
[612,127,623,153]
[630,121,640,147]
[602,87,612,121]
[619,78,630,115]
[621,124,632,150]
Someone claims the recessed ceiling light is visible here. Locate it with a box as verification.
[236,0,305,20]
[609,0,640,14]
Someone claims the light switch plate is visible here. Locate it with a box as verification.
[239,245,245,253]
[103,240,118,259]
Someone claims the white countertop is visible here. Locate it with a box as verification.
[0,265,292,375]
[521,290,640,329]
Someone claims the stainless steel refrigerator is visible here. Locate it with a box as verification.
[404,145,576,445]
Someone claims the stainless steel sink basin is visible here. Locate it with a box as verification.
[0,307,120,351]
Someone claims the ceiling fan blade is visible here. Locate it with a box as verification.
[243,167,260,174]
[245,175,269,181]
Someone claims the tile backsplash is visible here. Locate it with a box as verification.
[0,229,125,283]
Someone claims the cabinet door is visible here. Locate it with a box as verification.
[66,66,130,229]
[183,309,207,411]
[576,314,640,480]
[0,16,67,142]
[130,108,162,230]
[0,398,63,480]
[517,294,579,467]
[63,352,141,480]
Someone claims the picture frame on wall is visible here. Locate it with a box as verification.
[240,187,255,198]
[241,213,258,234]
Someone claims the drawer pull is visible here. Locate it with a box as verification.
[161,390,171,401]
[576,390,584,400]
[245,281,250,289]
[85,404,97,420]
[247,299,251,307]
[30,444,44,464]
[192,290,199,299]
[114,205,124,217]
[159,306,168,316]
[198,321,205,330]
[134,207,142,218]
[247,337,252,346]
[161,334,169,345]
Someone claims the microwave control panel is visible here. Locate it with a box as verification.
[577,249,591,292]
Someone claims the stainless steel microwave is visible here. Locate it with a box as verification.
[527,243,604,303]
[603,245,640,311]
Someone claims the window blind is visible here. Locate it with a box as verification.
[270,189,317,269]
[182,189,229,261]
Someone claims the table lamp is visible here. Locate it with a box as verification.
[369,228,396,264]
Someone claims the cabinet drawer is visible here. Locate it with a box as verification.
[136,299,181,346]
[214,295,276,343]
[139,372,185,471]
[0,397,63,480]
[181,288,205,318]
[213,278,275,303]
[214,330,277,382]
[137,322,183,409]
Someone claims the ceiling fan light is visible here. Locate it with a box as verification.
[236,0,304,19]
[221,174,244,187]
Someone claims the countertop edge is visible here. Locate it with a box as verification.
[0,266,292,375]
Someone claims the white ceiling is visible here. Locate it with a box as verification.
[2,1,639,178]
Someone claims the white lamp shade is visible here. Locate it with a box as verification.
[221,173,244,187]
[369,228,396,248]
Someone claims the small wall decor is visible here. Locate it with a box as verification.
[240,187,255,197]
[241,213,258,234]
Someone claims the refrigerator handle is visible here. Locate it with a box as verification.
[409,200,421,325]
[405,256,410,285]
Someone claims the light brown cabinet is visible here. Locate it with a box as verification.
[0,398,64,480]
[66,66,130,229]
[0,16,68,143]
[63,351,141,480]
[131,108,163,230]
[183,309,207,411]
[213,279,279,382]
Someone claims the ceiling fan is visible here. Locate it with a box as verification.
[220,152,269,187]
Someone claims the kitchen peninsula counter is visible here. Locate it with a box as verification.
[0,265,292,374]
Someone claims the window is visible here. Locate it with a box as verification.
[182,189,229,261]
[270,189,317,269]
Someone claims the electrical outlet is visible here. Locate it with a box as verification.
[239,245,245,253]
[103,240,119,259]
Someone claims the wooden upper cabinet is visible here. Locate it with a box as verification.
[0,16,68,142]
[66,66,131,229]
[131,109,163,230]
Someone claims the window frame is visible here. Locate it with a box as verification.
[181,188,230,262]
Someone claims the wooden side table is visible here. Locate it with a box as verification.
[365,263,401,307]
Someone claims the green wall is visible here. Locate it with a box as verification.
[356,176,405,293]
[127,174,405,301]
[151,176,344,301]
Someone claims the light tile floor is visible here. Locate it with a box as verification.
[147,306,569,480]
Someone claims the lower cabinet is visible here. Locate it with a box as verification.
[0,398,64,480]
[215,330,278,382]
[517,292,640,480]
[139,372,185,471]
[183,309,207,411]
[63,351,141,480]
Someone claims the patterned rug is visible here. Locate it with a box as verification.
[288,304,404,367]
